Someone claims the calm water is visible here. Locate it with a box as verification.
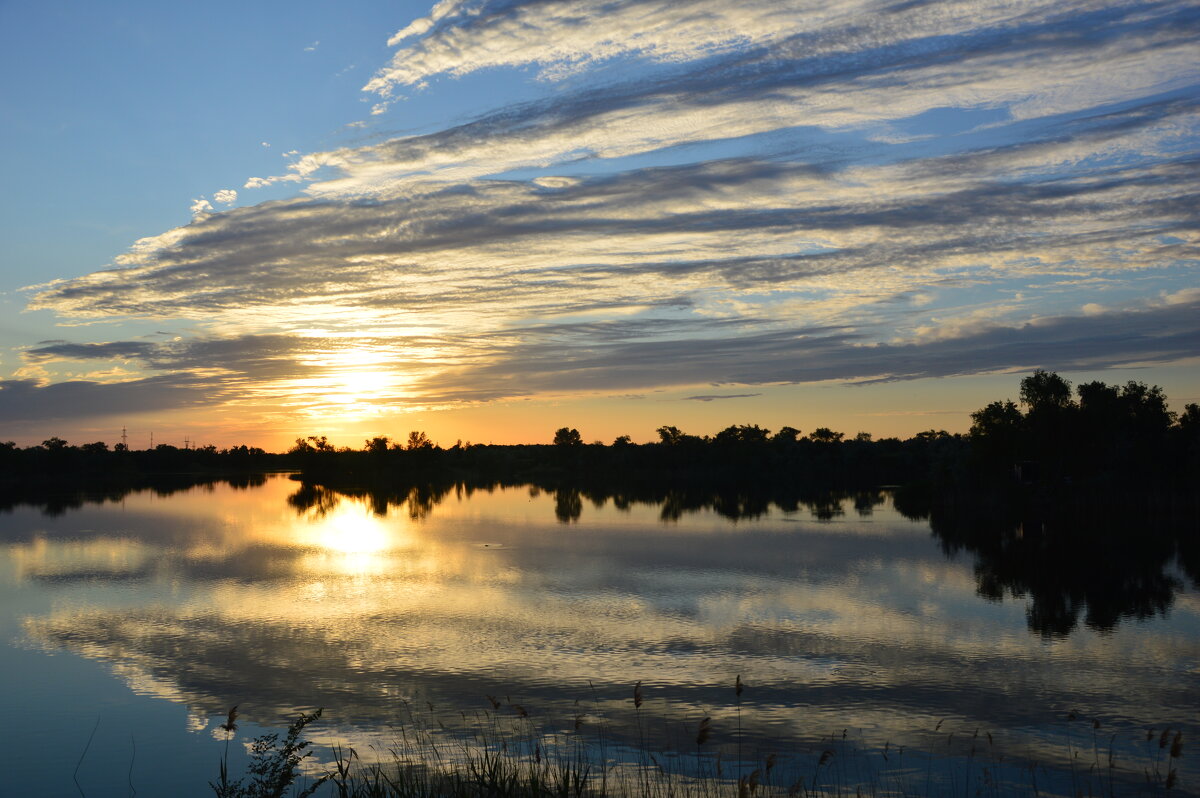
[1,475,1196,796]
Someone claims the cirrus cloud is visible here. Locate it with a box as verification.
[12,0,1200,427]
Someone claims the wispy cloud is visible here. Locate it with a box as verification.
[684,394,763,402]
[11,294,1198,422]
[12,0,1200,426]
[32,135,1198,323]
[367,0,798,93]
[271,0,1198,194]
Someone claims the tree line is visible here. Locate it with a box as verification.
[3,371,1197,489]
[287,371,1198,488]
[0,439,280,482]
[285,421,964,489]
[968,370,1199,486]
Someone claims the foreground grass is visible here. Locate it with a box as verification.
[208,688,1188,798]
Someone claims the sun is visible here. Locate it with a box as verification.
[280,340,414,420]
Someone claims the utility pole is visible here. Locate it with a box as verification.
[184,436,190,450]
[150,431,154,450]
[121,426,128,450]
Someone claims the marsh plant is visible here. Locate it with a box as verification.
[211,708,328,798]
[206,678,1187,798]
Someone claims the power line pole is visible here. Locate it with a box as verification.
[121,426,128,450]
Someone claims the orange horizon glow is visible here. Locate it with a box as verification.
[6,362,1199,452]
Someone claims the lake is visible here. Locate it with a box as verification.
[1,474,1196,796]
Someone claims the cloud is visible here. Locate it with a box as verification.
[366,0,793,94]
[19,502,1190,749]
[12,0,1200,424]
[15,332,444,421]
[240,4,1200,198]
[189,197,213,216]
[23,341,155,362]
[0,375,222,423]
[366,0,1162,99]
[30,137,1199,324]
[15,294,1199,422]
[409,297,1200,402]
[221,0,1198,205]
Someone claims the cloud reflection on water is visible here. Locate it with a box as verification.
[3,476,1195,775]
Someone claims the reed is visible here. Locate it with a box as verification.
[199,694,1190,798]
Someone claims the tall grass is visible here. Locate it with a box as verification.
[207,679,1188,798]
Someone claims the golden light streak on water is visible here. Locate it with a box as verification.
[6,473,1198,798]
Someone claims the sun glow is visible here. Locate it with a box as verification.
[287,486,406,554]
[291,498,412,575]
[269,341,419,421]
[311,509,393,555]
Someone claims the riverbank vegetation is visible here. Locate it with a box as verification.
[202,687,1189,798]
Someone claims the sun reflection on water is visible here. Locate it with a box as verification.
[292,498,412,574]
[6,477,1200,798]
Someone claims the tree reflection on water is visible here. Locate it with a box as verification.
[901,488,1199,637]
[283,476,1199,639]
[3,470,1195,639]
[282,476,889,527]
[7,472,1198,798]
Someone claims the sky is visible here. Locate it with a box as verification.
[1,0,1198,450]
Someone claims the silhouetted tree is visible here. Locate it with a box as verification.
[714,424,770,446]
[364,436,390,454]
[1118,380,1173,432]
[808,427,844,443]
[290,435,334,454]
[405,431,434,451]
[772,426,802,443]
[1018,371,1076,478]
[969,400,1023,473]
[553,427,583,447]
[656,426,685,445]
[1180,403,1200,431]
[962,371,1198,486]
[1077,380,1120,414]
[1020,369,1074,413]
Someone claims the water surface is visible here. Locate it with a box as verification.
[1,475,1196,796]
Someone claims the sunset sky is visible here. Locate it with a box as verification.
[1,0,1197,450]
